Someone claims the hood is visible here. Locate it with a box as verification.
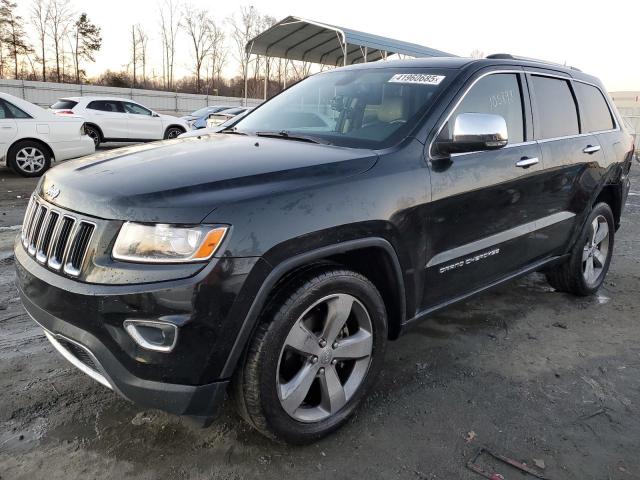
[160,113,185,124]
[39,134,378,223]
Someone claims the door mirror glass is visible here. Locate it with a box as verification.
[437,113,508,155]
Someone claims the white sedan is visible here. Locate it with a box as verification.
[50,96,189,148]
[0,92,94,177]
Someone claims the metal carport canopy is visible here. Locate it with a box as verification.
[246,16,456,66]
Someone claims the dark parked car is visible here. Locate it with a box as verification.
[16,55,635,444]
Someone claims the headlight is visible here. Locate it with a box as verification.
[113,223,228,263]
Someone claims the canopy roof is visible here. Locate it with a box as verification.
[247,16,455,66]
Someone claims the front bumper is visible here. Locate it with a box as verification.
[15,238,267,417]
[20,289,228,416]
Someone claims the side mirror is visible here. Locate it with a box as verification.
[436,113,508,155]
[152,112,160,117]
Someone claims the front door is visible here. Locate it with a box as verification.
[422,70,555,309]
[122,102,162,140]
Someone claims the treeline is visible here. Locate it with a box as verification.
[0,1,321,98]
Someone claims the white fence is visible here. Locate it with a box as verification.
[0,79,263,116]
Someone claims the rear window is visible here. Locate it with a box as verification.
[531,76,579,139]
[575,82,615,133]
[51,100,78,110]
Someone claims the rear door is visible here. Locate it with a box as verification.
[527,73,606,249]
[122,101,162,140]
[86,100,129,139]
[423,69,552,308]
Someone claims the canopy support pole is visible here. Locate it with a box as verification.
[244,41,254,107]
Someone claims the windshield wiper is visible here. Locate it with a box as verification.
[255,130,331,145]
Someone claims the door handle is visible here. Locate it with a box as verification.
[583,145,601,154]
[516,157,539,168]
[1,126,13,129]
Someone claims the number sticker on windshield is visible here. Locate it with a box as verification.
[388,74,445,85]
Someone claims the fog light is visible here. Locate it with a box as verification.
[123,320,178,353]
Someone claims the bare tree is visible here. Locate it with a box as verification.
[207,21,226,93]
[135,25,148,87]
[47,0,74,82]
[30,0,50,81]
[130,25,137,86]
[158,0,181,90]
[228,6,260,102]
[0,0,32,79]
[469,49,485,59]
[182,4,212,93]
[70,13,101,83]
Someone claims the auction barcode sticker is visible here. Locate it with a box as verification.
[388,74,445,85]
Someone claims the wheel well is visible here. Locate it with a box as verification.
[270,247,405,340]
[8,138,54,161]
[594,185,621,228]
[84,123,103,140]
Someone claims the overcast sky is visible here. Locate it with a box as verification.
[20,0,640,91]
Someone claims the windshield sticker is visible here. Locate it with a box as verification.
[388,74,445,85]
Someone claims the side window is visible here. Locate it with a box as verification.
[574,82,615,133]
[531,75,579,139]
[123,102,152,116]
[1,99,31,119]
[88,101,123,113]
[452,73,525,144]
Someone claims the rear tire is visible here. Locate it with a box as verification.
[545,202,614,296]
[231,267,387,444]
[85,125,101,148]
[7,140,52,177]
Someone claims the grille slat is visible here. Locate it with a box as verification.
[64,222,95,276]
[28,206,48,255]
[36,211,59,263]
[21,197,96,277]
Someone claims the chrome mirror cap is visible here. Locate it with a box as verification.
[438,112,508,155]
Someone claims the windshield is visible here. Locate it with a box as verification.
[234,68,451,149]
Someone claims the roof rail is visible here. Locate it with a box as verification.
[486,53,582,72]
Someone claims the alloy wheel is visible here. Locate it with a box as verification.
[167,128,182,139]
[582,214,610,285]
[15,147,46,174]
[276,293,374,423]
[87,128,100,146]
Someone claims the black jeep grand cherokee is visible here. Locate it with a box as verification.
[16,56,634,444]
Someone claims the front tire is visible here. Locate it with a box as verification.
[545,202,615,296]
[232,268,387,444]
[7,141,52,177]
[164,127,184,139]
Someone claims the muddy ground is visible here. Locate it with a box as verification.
[1,163,639,480]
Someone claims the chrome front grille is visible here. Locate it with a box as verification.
[21,196,96,277]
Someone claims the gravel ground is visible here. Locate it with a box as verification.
[0,160,639,480]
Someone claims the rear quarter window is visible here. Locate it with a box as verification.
[531,75,579,139]
[51,100,78,110]
[574,82,615,133]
